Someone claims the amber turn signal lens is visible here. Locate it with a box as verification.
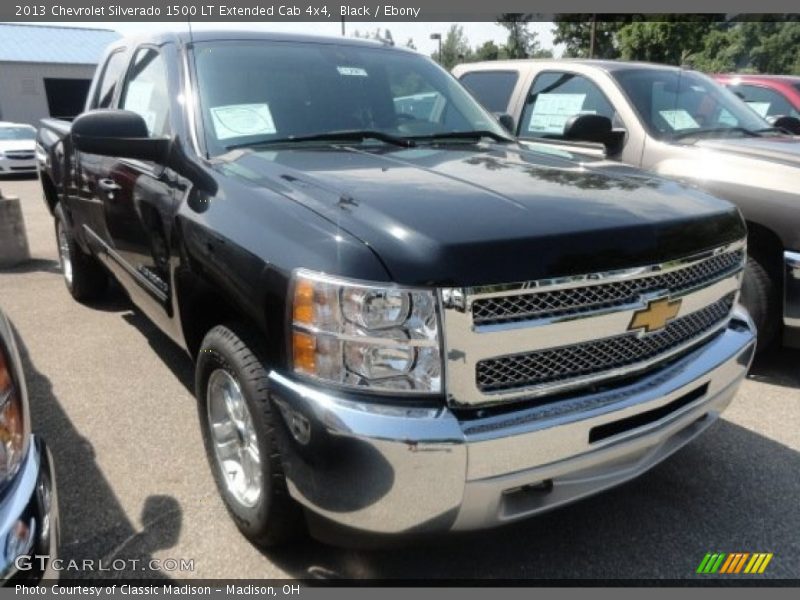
[293,278,315,326]
[292,331,317,375]
[0,398,22,451]
[0,345,24,463]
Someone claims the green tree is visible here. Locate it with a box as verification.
[674,20,800,75]
[745,21,800,74]
[552,16,629,58]
[688,24,741,72]
[432,24,473,69]
[352,28,394,44]
[497,13,545,58]
[474,40,501,61]
[405,38,417,50]
[531,47,555,59]
[617,18,723,65]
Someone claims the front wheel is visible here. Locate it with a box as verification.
[740,255,780,353]
[196,323,304,547]
[54,203,107,302]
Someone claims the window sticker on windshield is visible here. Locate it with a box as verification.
[337,66,368,77]
[747,102,771,117]
[210,103,277,140]
[527,93,587,134]
[659,109,700,131]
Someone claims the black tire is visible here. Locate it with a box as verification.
[54,203,107,302]
[196,323,304,547]
[740,255,780,352]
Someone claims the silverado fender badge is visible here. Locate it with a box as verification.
[629,297,683,333]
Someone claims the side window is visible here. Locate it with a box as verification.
[388,64,470,130]
[92,50,127,109]
[459,71,519,113]
[119,48,171,137]
[728,84,799,119]
[519,72,617,138]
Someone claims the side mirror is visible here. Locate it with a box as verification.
[563,114,623,153]
[72,109,170,162]
[771,115,800,135]
[494,112,515,134]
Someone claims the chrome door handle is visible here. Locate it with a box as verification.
[98,178,121,192]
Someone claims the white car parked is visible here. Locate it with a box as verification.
[0,123,37,175]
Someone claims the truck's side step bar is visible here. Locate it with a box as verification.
[82,225,169,304]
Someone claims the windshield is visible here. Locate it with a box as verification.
[612,69,771,140]
[193,40,507,155]
[0,126,35,141]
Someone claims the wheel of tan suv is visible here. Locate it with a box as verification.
[740,255,780,353]
[196,323,304,547]
[54,203,107,302]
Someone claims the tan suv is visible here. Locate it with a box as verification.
[454,59,800,352]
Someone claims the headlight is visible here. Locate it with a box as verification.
[0,340,26,482]
[290,270,442,393]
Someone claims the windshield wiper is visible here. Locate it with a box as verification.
[754,126,787,134]
[671,127,761,140]
[225,130,415,151]
[407,130,514,143]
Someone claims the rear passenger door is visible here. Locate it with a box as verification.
[459,70,521,115]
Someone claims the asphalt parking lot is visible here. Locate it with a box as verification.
[1,175,798,581]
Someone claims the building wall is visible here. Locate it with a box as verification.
[0,61,96,126]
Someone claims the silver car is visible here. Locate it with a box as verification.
[0,124,37,176]
[454,59,800,352]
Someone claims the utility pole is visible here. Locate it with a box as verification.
[341,17,345,37]
[589,14,597,59]
[430,32,442,63]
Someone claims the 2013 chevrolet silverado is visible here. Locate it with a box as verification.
[37,32,755,546]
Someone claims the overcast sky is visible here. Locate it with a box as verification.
[23,21,560,56]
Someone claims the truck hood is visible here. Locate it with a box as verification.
[694,135,800,168]
[221,143,744,287]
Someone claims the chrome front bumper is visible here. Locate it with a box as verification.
[0,436,59,582]
[0,158,37,174]
[268,308,756,535]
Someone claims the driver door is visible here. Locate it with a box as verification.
[99,46,180,330]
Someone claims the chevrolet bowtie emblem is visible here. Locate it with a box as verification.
[629,297,682,333]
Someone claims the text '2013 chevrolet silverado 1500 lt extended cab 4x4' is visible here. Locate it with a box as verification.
[37,32,755,546]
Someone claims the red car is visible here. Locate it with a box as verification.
[714,74,800,121]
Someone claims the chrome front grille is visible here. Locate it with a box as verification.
[4,150,35,160]
[440,240,746,407]
[472,248,744,325]
[476,293,734,392]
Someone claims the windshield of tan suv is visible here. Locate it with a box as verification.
[0,127,35,141]
[612,68,772,140]
[193,40,509,156]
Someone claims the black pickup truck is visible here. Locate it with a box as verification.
[37,31,756,546]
